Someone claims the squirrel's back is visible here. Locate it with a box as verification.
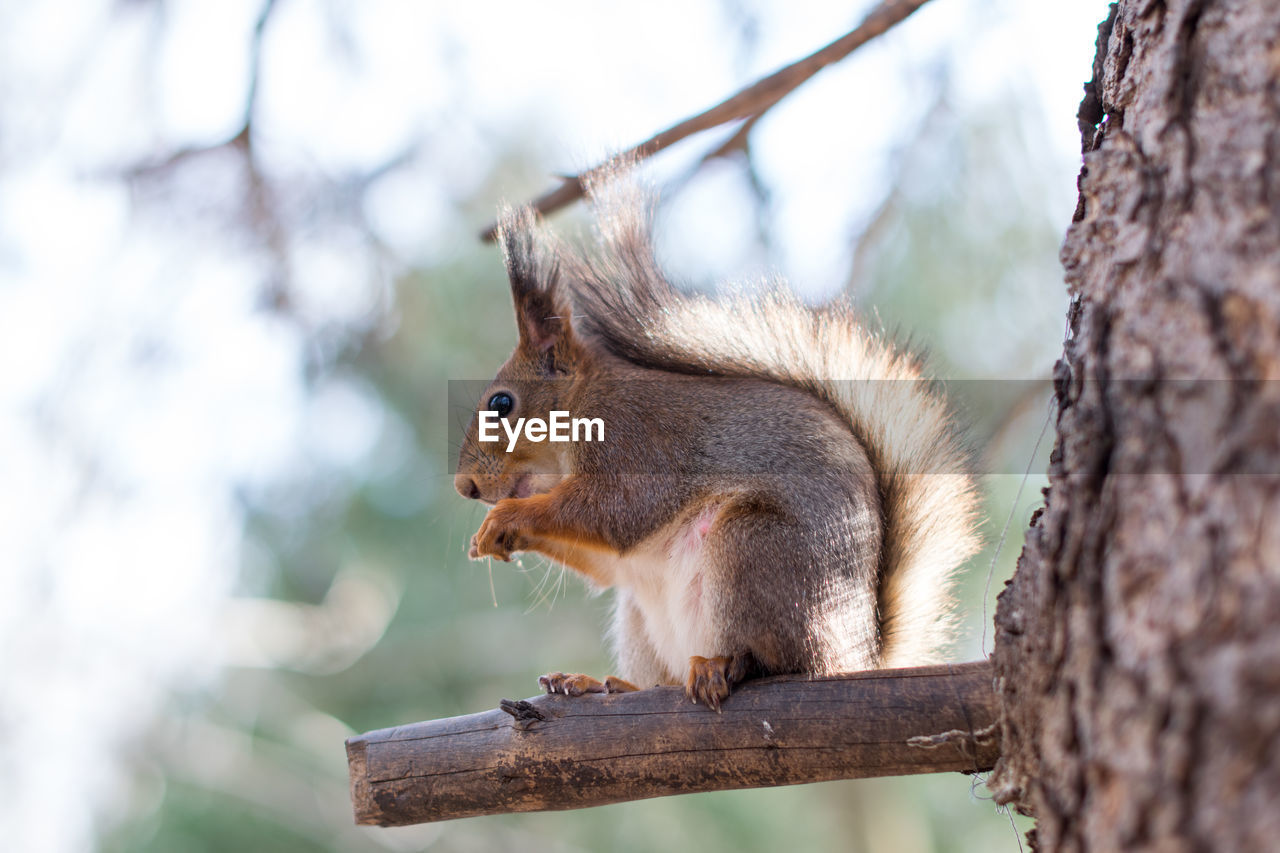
[544,181,982,667]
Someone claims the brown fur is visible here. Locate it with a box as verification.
[455,179,981,707]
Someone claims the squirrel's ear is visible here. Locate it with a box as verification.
[498,206,574,355]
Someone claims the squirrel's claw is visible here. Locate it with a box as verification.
[539,672,641,696]
[469,531,513,561]
[686,655,734,712]
[470,501,528,561]
[539,672,604,696]
[602,675,640,693]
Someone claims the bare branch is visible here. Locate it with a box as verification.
[479,0,936,241]
[346,660,998,826]
[125,0,279,179]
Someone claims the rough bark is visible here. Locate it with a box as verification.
[990,1,1280,850]
[347,662,998,825]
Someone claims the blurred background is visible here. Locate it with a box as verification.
[0,0,1110,850]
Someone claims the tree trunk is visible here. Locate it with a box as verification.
[990,1,1280,850]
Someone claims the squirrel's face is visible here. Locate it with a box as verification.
[454,211,588,505]
[453,356,581,505]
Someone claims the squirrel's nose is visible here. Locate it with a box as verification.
[454,473,483,501]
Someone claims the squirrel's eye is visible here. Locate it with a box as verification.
[486,392,514,419]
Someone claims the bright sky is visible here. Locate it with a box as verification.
[0,1,1110,849]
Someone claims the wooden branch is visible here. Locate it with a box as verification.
[346,660,998,826]
[478,0,936,241]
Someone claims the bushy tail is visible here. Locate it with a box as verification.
[516,180,981,667]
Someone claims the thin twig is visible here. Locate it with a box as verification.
[127,0,279,179]
[479,0,936,241]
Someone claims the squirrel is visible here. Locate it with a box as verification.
[454,179,980,710]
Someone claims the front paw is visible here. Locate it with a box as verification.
[469,501,529,561]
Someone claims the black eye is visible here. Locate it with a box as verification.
[486,392,514,419]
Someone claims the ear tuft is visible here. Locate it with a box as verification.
[496,205,571,354]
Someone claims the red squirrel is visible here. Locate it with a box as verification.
[454,181,980,710]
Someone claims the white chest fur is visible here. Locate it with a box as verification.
[603,504,722,681]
